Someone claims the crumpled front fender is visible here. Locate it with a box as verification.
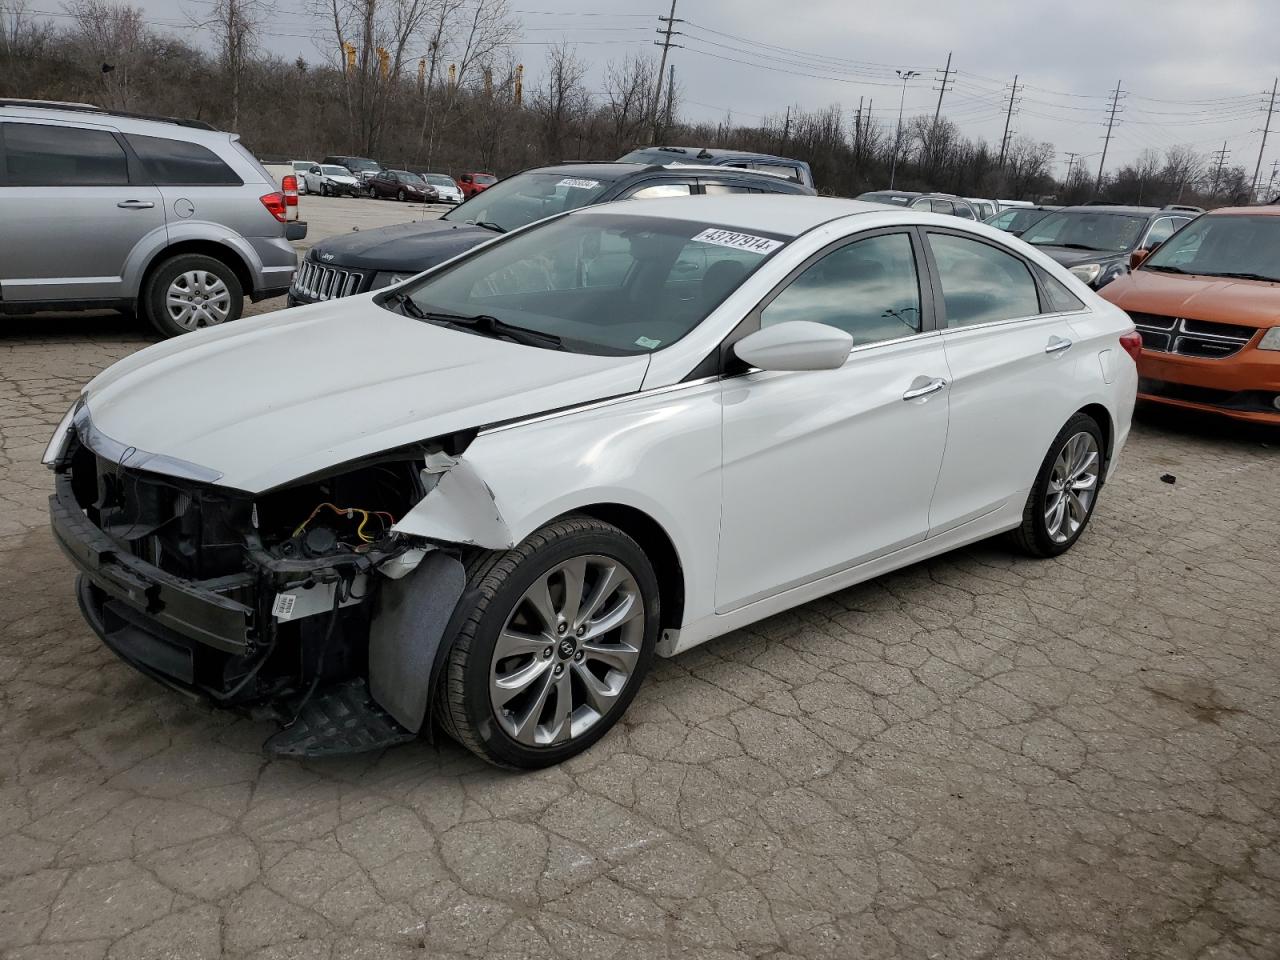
[391,454,516,550]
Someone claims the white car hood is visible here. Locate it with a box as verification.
[82,299,649,492]
[326,175,359,185]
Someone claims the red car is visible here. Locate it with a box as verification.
[456,172,496,198]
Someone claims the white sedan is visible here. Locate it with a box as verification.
[45,196,1139,767]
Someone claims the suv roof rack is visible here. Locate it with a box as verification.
[1162,203,1204,213]
[0,98,217,131]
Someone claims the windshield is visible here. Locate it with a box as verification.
[343,158,379,172]
[988,207,1053,234]
[1143,214,1280,281]
[475,174,497,184]
[1023,210,1147,253]
[423,174,455,188]
[321,165,351,176]
[391,170,423,183]
[385,212,788,356]
[441,171,615,232]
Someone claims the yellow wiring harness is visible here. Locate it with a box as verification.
[292,502,397,544]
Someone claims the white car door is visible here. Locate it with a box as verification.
[922,229,1083,536]
[716,228,951,612]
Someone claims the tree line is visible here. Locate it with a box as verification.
[0,0,1262,207]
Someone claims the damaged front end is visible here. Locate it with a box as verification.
[49,422,481,758]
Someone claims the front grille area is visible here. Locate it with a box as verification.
[1131,312,1257,359]
[292,259,370,302]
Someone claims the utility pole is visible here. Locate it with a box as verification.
[1095,79,1124,195]
[889,68,918,189]
[782,104,791,150]
[998,74,1019,169]
[1063,151,1079,185]
[1251,77,1278,200]
[652,0,682,143]
[1268,158,1280,200]
[933,51,953,123]
[1209,141,1230,197]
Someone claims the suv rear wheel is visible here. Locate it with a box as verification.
[143,253,243,338]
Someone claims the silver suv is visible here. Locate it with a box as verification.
[0,100,306,337]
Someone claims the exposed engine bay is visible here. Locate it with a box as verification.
[52,430,475,754]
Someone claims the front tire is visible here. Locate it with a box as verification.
[142,254,243,338]
[438,516,660,769]
[396,188,407,202]
[1008,412,1105,557]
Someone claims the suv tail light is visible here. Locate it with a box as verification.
[281,175,299,219]
[1119,330,1143,362]
[259,191,287,223]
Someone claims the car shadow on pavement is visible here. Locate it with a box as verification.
[1134,400,1278,449]
[0,309,151,340]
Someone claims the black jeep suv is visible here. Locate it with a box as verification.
[288,161,815,305]
[1021,203,1202,289]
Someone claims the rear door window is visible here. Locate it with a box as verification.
[625,182,694,199]
[2,122,129,186]
[125,134,243,185]
[928,232,1041,327]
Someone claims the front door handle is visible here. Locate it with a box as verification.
[903,377,948,401]
[117,200,155,209]
[1045,336,1073,354]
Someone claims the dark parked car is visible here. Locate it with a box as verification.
[854,190,921,206]
[289,161,816,305]
[619,145,814,189]
[322,154,382,182]
[367,169,438,202]
[984,205,1059,237]
[1021,204,1201,289]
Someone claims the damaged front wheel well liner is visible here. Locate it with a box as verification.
[565,504,685,631]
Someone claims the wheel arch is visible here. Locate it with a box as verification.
[559,502,686,633]
[139,239,255,301]
[1077,402,1114,473]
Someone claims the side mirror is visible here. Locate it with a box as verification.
[733,321,853,372]
[1129,248,1151,270]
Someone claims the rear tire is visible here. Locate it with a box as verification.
[437,516,660,769]
[142,254,243,338]
[1007,412,1105,558]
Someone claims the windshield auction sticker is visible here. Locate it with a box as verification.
[558,177,600,189]
[692,228,783,255]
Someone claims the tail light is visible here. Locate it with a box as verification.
[1119,330,1143,362]
[259,191,287,223]
[281,175,299,220]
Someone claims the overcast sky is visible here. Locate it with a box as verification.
[117,0,1280,180]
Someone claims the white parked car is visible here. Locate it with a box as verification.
[291,159,317,193]
[417,171,465,204]
[302,163,361,197]
[46,196,1139,767]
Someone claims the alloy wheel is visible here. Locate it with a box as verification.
[489,555,644,747]
[1045,431,1099,543]
[165,271,231,330]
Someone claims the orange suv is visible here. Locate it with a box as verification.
[1100,206,1280,424]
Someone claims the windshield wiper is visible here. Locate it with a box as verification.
[1039,242,1106,251]
[1143,264,1189,274]
[387,291,426,318]
[474,221,507,234]
[417,310,563,350]
[1208,271,1278,283]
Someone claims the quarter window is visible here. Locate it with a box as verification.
[761,232,922,346]
[1038,269,1086,312]
[1144,216,1186,248]
[125,134,242,186]
[702,183,752,195]
[929,233,1041,327]
[2,122,129,186]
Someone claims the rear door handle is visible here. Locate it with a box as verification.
[903,377,948,401]
[1045,336,1073,354]
[117,200,155,209]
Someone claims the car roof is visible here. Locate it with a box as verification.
[0,101,232,146]
[630,145,803,163]
[525,161,810,188]
[528,162,647,181]
[1204,205,1280,217]
[1056,204,1163,217]
[572,194,884,237]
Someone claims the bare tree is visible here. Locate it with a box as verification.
[191,0,272,130]
[601,55,654,154]
[63,0,146,109]
[314,0,435,154]
[1004,136,1054,200]
[531,42,587,162]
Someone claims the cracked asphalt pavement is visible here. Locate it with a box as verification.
[3,285,1279,958]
